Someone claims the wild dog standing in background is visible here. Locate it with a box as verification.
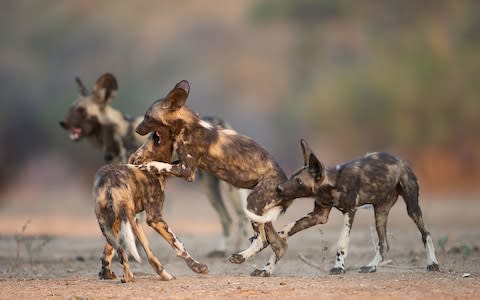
[134,80,295,277]
[275,139,440,274]
[59,73,144,163]
[94,126,208,283]
[59,73,249,256]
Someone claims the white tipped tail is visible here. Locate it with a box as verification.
[243,206,282,223]
[120,220,142,263]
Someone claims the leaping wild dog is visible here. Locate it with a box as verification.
[94,125,208,283]
[59,73,249,257]
[274,139,440,274]
[134,80,294,277]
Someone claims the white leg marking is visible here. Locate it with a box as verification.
[278,222,295,239]
[146,161,173,172]
[366,245,383,267]
[334,213,351,269]
[239,235,264,259]
[425,235,439,265]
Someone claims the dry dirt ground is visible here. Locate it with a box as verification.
[0,179,479,299]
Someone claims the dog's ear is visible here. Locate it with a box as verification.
[308,153,325,182]
[75,76,89,96]
[93,73,118,105]
[300,139,313,166]
[164,80,190,111]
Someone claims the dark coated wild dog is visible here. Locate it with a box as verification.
[275,139,440,274]
[134,80,293,277]
[59,73,249,256]
[94,126,208,283]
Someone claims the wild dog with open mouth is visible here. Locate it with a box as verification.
[59,73,249,256]
[94,126,208,283]
[59,73,145,163]
[134,80,294,277]
[274,139,440,274]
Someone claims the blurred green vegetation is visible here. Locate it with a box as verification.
[0,1,479,191]
[251,0,480,151]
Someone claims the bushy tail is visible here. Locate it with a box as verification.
[119,220,142,263]
[399,164,421,211]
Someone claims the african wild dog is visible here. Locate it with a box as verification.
[134,80,294,277]
[59,73,144,163]
[59,73,249,256]
[94,126,208,283]
[275,139,440,274]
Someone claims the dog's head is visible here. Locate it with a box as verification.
[136,80,191,136]
[276,139,327,199]
[128,125,174,165]
[59,73,118,141]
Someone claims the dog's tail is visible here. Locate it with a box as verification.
[119,219,142,263]
[242,199,283,223]
[398,162,421,212]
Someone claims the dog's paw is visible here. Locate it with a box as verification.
[98,268,117,280]
[160,272,176,281]
[250,269,271,277]
[229,253,246,264]
[207,250,226,258]
[192,262,209,274]
[329,267,346,275]
[359,266,377,273]
[120,272,135,283]
[427,263,440,272]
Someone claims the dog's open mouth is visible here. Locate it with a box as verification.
[153,131,162,145]
[69,127,83,141]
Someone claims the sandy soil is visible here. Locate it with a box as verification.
[0,180,479,299]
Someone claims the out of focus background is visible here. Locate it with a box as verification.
[0,1,479,237]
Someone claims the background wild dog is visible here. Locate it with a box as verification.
[275,139,440,274]
[60,73,144,163]
[59,73,249,257]
[94,126,208,283]
[134,80,296,277]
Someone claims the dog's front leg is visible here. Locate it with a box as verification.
[330,209,357,275]
[279,202,332,240]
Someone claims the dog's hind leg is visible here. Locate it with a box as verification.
[400,166,439,271]
[224,185,251,251]
[128,216,175,281]
[99,242,117,280]
[250,222,287,277]
[330,209,356,275]
[117,247,134,283]
[147,217,208,274]
[201,171,232,258]
[403,193,440,271]
[359,199,396,273]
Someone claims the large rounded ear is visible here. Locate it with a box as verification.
[164,80,190,111]
[300,138,313,166]
[75,76,89,96]
[93,73,118,105]
[308,153,325,182]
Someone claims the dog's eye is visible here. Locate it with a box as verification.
[295,177,303,185]
[76,106,86,115]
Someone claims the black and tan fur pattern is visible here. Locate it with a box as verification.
[94,126,208,283]
[60,73,249,256]
[274,139,440,274]
[134,80,295,277]
[59,73,144,163]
